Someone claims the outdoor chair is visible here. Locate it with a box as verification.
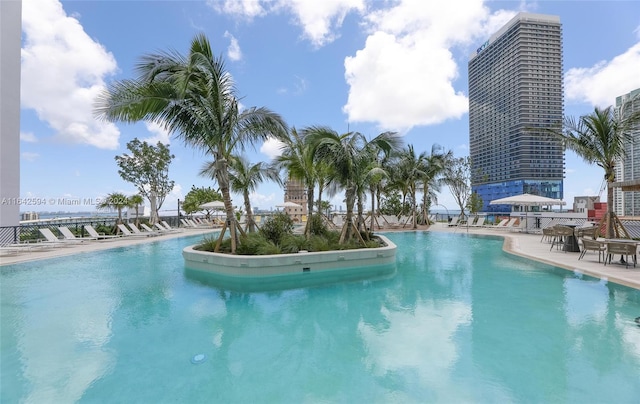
[575,225,598,239]
[541,227,555,243]
[38,228,76,246]
[117,224,151,238]
[129,223,160,236]
[550,225,575,251]
[84,225,120,240]
[604,241,638,268]
[578,238,606,262]
[58,226,97,241]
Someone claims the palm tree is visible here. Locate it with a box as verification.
[97,192,130,228]
[274,127,318,237]
[419,145,453,225]
[393,145,428,229]
[202,155,280,233]
[128,194,145,227]
[306,127,401,244]
[545,104,640,238]
[95,34,288,253]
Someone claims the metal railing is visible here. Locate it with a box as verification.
[0,215,185,246]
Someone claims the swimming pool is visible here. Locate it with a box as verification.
[1,231,639,402]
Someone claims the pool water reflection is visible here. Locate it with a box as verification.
[1,232,639,402]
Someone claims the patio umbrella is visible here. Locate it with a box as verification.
[490,193,565,233]
[199,200,226,210]
[489,193,565,207]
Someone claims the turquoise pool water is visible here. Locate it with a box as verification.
[1,231,640,402]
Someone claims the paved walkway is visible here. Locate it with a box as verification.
[428,223,640,290]
[2,223,639,291]
[0,227,217,266]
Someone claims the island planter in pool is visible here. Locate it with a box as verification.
[182,234,397,291]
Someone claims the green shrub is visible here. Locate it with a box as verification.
[260,212,294,245]
[195,235,222,252]
[236,232,274,255]
[307,235,331,251]
[307,214,328,236]
[280,234,309,253]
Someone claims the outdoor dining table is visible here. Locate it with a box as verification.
[562,223,581,252]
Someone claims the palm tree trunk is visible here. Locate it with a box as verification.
[421,186,429,225]
[340,186,357,244]
[370,188,376,230]
[607,180,614,239]
[411,189,417,229]
[215,156,238,253]
[243,190,254,233]
[305,186,314,238]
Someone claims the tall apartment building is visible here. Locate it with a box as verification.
[468,13,564,212]
[615,88,640,216]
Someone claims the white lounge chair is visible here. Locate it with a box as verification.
[129,223,160,236]
[84,225,120,240]
[161,221,183,232]
[38,228,76,246]
[117,224,150,238]
[58,226,96,241]
[447,216,460,227]
[471,217,486,227]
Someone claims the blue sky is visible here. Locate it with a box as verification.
[18,0,640,215]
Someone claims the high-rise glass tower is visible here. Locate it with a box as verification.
[468,13,564,212]
[615,88,640,216]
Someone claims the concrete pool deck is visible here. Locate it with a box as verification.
[2,223,640,290]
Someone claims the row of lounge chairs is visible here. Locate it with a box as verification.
[1,222,184,256]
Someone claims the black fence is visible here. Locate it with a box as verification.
[0,215,184,246]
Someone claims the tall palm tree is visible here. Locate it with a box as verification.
[202,155,280,233]
[274,127,318,237]
[306,127,401,244]
[128,194,145,227]
[546,104,640,238]
[95,34,288,252]
[394,145,428,229]
[97,192,130,228]
[419,145,453,225]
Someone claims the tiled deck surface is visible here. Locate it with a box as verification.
[2,223,639,291]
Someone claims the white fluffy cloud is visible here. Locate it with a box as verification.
[20,132,38,143]
[224,31,243,61]
[21,0,120,149]
[21,152,40,162]
[278,0,366,47]
[207,0,266,20]
[343,1,516,132]
[142,122,171,145]
[565,41,640,107]
[209,0,364,47]
[260,137,286,159]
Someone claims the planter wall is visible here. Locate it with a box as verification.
[183,235,397,291]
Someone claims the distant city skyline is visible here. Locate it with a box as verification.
[14,0,640,213]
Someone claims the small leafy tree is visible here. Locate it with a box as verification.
[115,138,175,224]
[466,192,483,217]
[182,186,222,217]
[444,156,471,220]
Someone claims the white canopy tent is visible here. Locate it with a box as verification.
[489,193,566,209]
[490,193,566,233]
